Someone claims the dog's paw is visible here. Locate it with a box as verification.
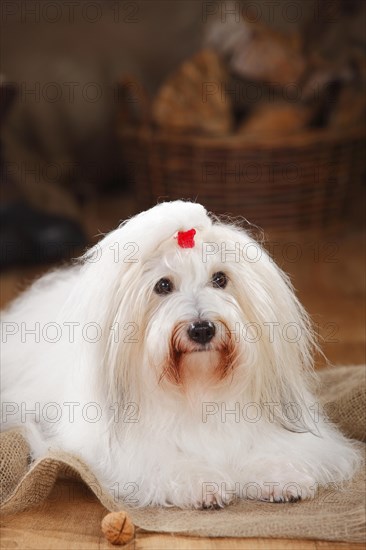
[258,483,303,503]
[198,485,236,510]
[200,493,222,510]
[246,470,316,503]
[162,466,237,509]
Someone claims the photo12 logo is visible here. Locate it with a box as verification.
[1,2,141,24]
[202,1,341,24]
[1,400,140,425]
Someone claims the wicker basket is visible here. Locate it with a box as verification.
[120,125,365,233]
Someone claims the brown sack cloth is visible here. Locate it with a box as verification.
[1,365,365,543]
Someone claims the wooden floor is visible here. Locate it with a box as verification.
[1,195,365,549]
[1,480,363,550]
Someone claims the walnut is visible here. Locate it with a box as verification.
[101,511,135,546]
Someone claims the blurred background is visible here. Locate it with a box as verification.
[1,0,365,366]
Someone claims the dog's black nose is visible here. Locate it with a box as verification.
[188,321,216,345]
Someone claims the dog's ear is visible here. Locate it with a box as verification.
[75,224,147,411]
[216,222,319,434]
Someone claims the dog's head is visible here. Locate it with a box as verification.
[83,201,316,423]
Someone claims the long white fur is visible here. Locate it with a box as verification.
[0,201,361,508]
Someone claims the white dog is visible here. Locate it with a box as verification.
[0,201,361,508]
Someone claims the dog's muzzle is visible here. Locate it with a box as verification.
[187,321,216,345]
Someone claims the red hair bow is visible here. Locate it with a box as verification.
[177,228,196,248]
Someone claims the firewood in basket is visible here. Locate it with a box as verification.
[237,102,312,137]
[152,49,234,136]
[206,16,306,88]
[329,86,366,129]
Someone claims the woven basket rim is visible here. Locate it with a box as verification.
[120,125,365,150]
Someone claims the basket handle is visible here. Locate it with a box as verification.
[116,75,151,131]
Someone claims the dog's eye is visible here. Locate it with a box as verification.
[212,271,228,289]
[154,277,174,295]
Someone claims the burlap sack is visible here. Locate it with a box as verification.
[1,365,365,543]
